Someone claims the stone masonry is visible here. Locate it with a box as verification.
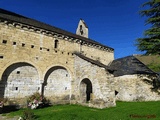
[114,75,160,101]
[0,9,159,109]
[0,9,115,108]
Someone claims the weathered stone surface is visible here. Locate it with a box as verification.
[0,19,115,108]
[76,19,88,38]
[1,9,159,109]
[114,75,160,101]
[74,55,116,108]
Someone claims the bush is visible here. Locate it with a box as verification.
[0,98,8,108]
[0,99,4,108]
[20,109,36,120]
[27,92,49,109]
[0,98,8,112]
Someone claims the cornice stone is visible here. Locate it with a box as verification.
[0,19,113,52]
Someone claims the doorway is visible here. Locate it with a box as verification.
[80,79,92,102]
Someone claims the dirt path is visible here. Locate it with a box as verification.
[0,114,20,120]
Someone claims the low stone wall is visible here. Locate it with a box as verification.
[114,75,160,101]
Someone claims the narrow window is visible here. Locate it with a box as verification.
[80,25,83,35]
[15,87,18,90]
[40,47,42,50]
[54,40,59,49]
[17,71,20,74]
[31,45,34,48]
[22,43,25,47]
[0,56,3,59]
[2,40,7,44]
[115,91,119,96]
[47,49,50,51]
[13,42,16,45]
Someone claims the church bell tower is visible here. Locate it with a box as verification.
[76,19,88,38]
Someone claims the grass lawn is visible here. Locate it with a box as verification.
[2,101,160,120]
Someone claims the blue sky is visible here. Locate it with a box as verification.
[0,0,149,59]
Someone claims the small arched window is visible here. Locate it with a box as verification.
[54,40,59,49]
[80,25,83,35]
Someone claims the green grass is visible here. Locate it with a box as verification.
[135,55,160,72]
[3,101,160,120]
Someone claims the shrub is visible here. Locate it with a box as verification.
[0,98,8,108]
[20,109,36,120]
[27,92,48,109]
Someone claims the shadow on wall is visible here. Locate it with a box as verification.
[0,63,35,98]
[142,76,160,94]
[41,66,68,96]
[80,79,92,103]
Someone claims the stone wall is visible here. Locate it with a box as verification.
[44,67,72,104]
[1,63,40,99]
[0,21,113,78]
[73,55,116,108]
[0,20,114,108]
[114,75,160,101]
[1,11,160,109]
[81,45,114,65]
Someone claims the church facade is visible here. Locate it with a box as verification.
[0,9,159,109]
[0,9,116,108]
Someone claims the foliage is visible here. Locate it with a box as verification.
[5,101,160,120]
[27,92,48,109]
[152,75,160,93]
[136,0,160,55]
[148,62,160,72]
[135,55,160,72]
[0,98,8,108]
[0,98,4,108]
[20,109,36,120]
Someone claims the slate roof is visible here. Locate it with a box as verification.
[0,8,113,51]
[109,56,156,77]
[74,53,156,77]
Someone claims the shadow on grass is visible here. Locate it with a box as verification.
[38,103,51,109]
[1,105,20,114]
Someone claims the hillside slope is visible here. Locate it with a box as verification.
[134,55,160,72]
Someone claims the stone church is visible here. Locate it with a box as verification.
[0,9,159,109]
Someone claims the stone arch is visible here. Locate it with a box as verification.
[42,64,73,82]
[0,60,42,81]
[42,66,72,102]
[0,62,40,99]
[80,78,92,103]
